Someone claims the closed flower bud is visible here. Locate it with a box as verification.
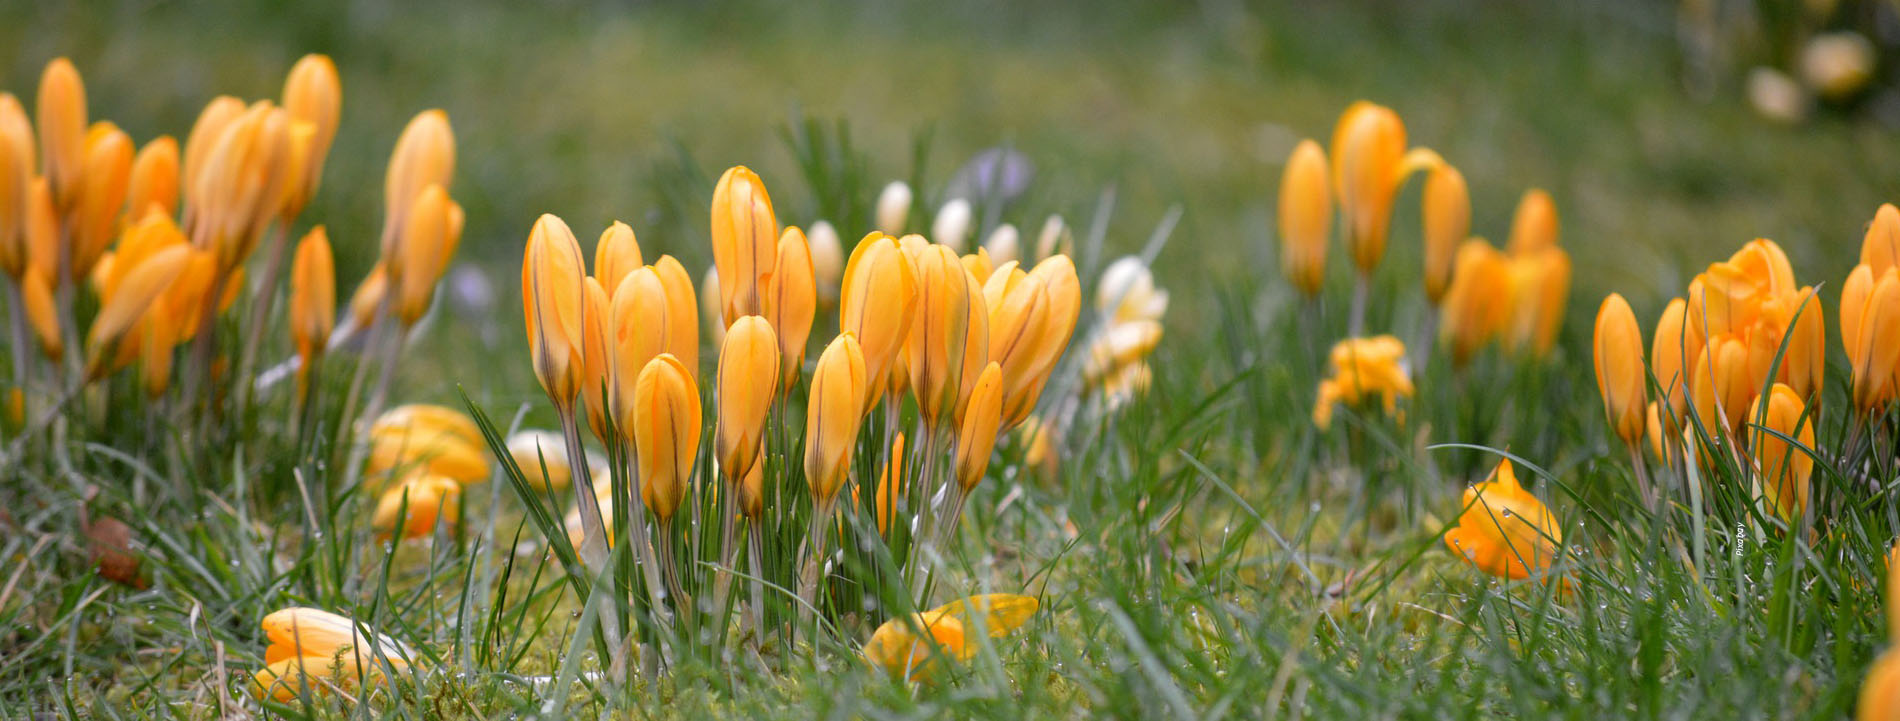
[1651,298,1697,419]
[1442,459,1562,581]
[982,223,1020,266]
[181,96,245,212]
[1503,246,1571,358]
[933,198,973,252]
[710,166,778,325]
[808,219,844,307]
[1593,293,1647,446]
[394,184,465,325]
[632,354,701,523]
[0,94,31,278]
[252,607,412,703]
[717,316,779,484]
[654,255,699,374]
[71,122,133,280]
[381,110,455,258]
[1001,256,1081,428]
[22,269,60,360]
[579,276,613,440]
[191,103,295,271]
[522,214,588,406]
[701,266,724,347]
[908,244,987,428]
[1505,188,1559,256]
[348,262,389,331]
[874,433,905,536]
[36,58,87,206]
[86,245,190,379]
[126,135,180,220]
[1421,163,1468,305]
[840,233,917,412]
[373,473,461,540]
[1851,268,1900,415]
[956,362,1004,491]
[875,180,912,235]
[1035,214,1069,262]
[1864,203,1900,274]
[287,226,336,364]
[24,178,56,283]
[593,221,642,295]
[1748,383,1813,523]
[1330,102,1421,274]
[279,54,341,219]
[610,266,672,432]
[766,227,816,388]
[1690,333,1756,436]
[805,333,867,504]
[1278,138,1331,296]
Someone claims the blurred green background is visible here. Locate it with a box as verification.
[5,0,1896,397]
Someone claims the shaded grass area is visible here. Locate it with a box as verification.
[4,0,1900,718]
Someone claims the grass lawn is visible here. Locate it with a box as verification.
[4,0,1900,717]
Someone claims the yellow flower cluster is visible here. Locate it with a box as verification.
[362,404,491,539]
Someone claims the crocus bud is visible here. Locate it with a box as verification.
[710,166,778,326]
[1800,31,1875,101]
[1763,285,1825,401]
[24,179,55,283]
[191,103,294,271]
[1421,163,1468,305]
[126,136,180,220]
[955,362,1004,491]
[579,276,613,440]
[374,404,484,449]
[874,433,904,536]
[1006,257,1081,428]
[1503,246,1572,358]
[932,198,973,252]
[0,94,31,279]
[805,333,867,504]
[1439,239,1510,367]
[717,317,779,485]
[808,220,844,306]
[1593,293,1647,446]
[280,54,342,219]
[1035,214,1068,262]
[767,227,816,387]
[523,214,588,407]
[22,269,60,359]
[394,184,465,326]
[1690,333,1755,436]
[1442,459,1562,581]
[908,244,987,428]
[1505,188,1559,256]
[840,233,917,412]
[381,110,455,258]
[348,263,389,331]
[1851,268,1900,415]
[373,474,461,540]
[875,180,912,235]
[632,354,701,524]
[1864,204,1900,274]
[36,58,87,206]
[609,267,671,431]
[652,255,699,374]
[1331,102,1408,274]
[982,223,1020,266]
[1651,298,1697,419]
[701,266,724,347]
[1748,383,1813,523]
[252,607,413,703]
[288,226,336,365]
[86,245,190,379]
[593,221,642,296]
[181,96,245,214]
[70,122,133,280]
[1278,138,1331,297]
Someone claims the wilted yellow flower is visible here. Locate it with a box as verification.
[766,226,816,387]
[862,594,1039,682]
[593,221,643,297]
[806,333,867,504]
[381,110,455,259]
[1748,383,1813,524]
[1421,163,1468,305]
[252,607,412,703]
[1593,293,1647,446]
[717,316,779,484]
[522,214,588,407]
[840,233,917,412]
[632,354,700,523]
[392,184,465,326]
[279,54,342,219]
[36,58,86,206]
[125,135,179,221]
[956,362,1004,492]
[372,473,461,540]
[1313,335,1413,430]
[1278,138,1331,297]
[1442,459,1562,581]
[710,166,778,325]
[288,226,335,380]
